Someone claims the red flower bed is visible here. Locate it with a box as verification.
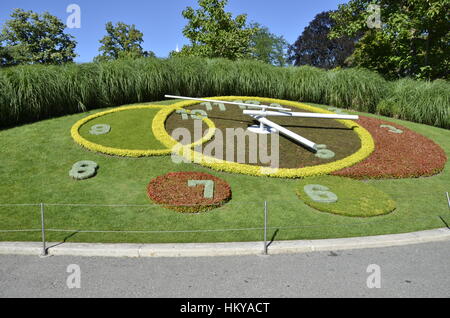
[333,116,447,179]
[147,171,232,212]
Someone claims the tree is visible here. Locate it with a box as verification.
[174,0,258,60]
[288,11,357,69]
[0,44,12,66]
[329,0,450,80]
[249,23,289,66]
[96,22,155,61]
[0,8,77,65]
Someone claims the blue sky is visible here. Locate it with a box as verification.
[0,0,347,63]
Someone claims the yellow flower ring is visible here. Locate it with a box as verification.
[71,104,216,157]
[153,96,375,178]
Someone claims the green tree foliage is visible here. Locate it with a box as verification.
[329,0,450,80]
[0,8,77,66]
[96,22,155,61]
[249,23,289,66]
[174,0,258,59]
[0,44,13,66]
[288,11,358,69]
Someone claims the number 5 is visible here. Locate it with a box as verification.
[380,124,403,134]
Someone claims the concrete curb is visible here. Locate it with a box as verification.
[0,227,449,258]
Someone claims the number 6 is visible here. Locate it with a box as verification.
[303,184,338,203]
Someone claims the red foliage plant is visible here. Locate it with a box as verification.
[333,116,447,179]
[147,171,232,212]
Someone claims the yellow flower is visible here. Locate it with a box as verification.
[71,104,216,157]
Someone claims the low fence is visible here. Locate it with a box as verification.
[0,202,273,256]
[0,193,449,257]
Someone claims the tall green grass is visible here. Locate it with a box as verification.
[0,63,97,126]
[0,57,448,129]
[325,68,389,113]
[377,79,450,128]
[285,66,328,103]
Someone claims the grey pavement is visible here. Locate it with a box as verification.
[1,240,450,298]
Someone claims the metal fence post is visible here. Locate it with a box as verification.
[40,203,47,257]
[263,200,268,255]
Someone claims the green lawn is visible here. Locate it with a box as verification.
[78,108,166,150]
[0,99,449,244]
[296,175,396,217]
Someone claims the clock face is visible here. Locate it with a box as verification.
[164,101,363,169]
[157,97,375,178]
[72,96,445,179]
[73,97,375,178]
[70,96,446,215]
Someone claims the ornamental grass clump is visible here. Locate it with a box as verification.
[0,57,448,129]
[0,64,83,126]
[0,62,102,127]
[325,67,388,113]
[165,56,209,97]
[95,58,182,106]
[227,59,287,99]
[376,79,450,129]
[285,65,328,104]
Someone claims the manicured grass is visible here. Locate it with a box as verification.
[296,175,396,217]
[78,108,166,150]
[0,100,449,244]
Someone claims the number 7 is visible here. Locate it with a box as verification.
[188,180,215,198]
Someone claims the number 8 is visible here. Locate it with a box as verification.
[69,160,98,180]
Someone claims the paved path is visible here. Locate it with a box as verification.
[1,240,449,298]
